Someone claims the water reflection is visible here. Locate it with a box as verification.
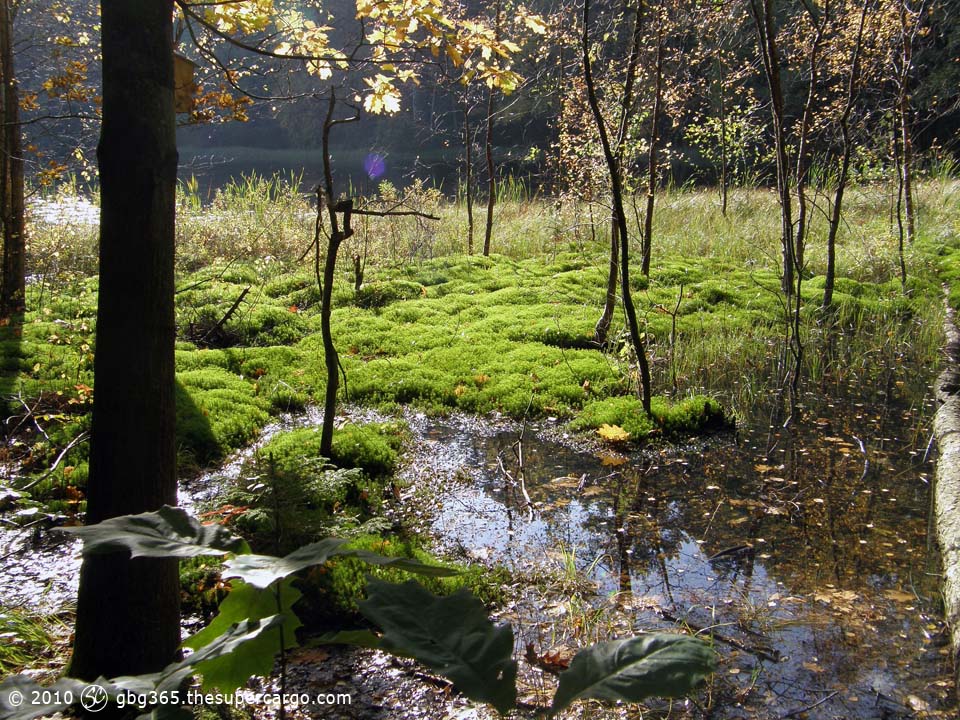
[422,390,952,718]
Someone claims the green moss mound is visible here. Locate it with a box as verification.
[354,280,425,309]
[259,422,403,477]
[571,394,728,439]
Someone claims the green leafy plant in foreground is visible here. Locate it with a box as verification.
[0,507,716,718]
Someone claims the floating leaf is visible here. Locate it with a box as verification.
[597,424,631,443]
[550,634,716,716]
[359,579,517,715]
[63,505,248,558]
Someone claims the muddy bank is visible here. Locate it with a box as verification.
[934,297,960,702]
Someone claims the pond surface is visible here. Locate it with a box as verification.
[397,385,954,718]
[1,374,954,717]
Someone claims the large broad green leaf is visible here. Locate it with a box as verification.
[223,538,350,588]
[549,634,717,716]
[128,615,285,693]
[183,579,301,692]
[0,618,281,720]
[225,538,459,588]
[359,579,517,716]
[63,505,248,558]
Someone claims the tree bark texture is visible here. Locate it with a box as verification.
[582,0,651,414]
[0,0,24,316]
[594,0,642,346]
[748,0,794,296]
[482,0,502,258]
[934,295,960,707]
[70,0,180,681]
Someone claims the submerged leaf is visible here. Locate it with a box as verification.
[359,579,517,715]
[63,505,248,558]
[550,634,716,715]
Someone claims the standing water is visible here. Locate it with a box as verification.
[401,381,953,717]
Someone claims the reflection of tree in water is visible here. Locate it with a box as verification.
[425,376,949,716]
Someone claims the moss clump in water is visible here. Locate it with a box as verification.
[571,394,728,439]
[218,423,406,553]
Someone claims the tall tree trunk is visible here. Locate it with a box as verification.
[594,0,643,346]
[583,0,651,415]
[464,105,474,255]
[482,0,502,257]
[823,0,869,311]
[482,93,495,257]
[716,57,728,217]
[317,92,354,458]
[793,7,827,273]
[70,0,179,680]
[748,0,794,297]
[898,0,915,246]
[0,0,24,316]
[641,12,664,278]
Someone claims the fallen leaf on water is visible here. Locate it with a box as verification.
[597,424,630,443]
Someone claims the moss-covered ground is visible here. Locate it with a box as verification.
[4,178,957,504]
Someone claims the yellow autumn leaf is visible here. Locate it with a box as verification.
[520,12,548,35]
[597,424,631,443]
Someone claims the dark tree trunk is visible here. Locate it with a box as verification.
[823,0,868,311]
[482,91,495,256]
[641,14,664,278]
[793,7,827,273]
[897,0,916,247]
[749,0,794,297]
[317,93,354,458]
[593,0,642,346]
[70,0,179,680]
[0,0,24,317]
[583,0,651,415]
[464,106,474,255]
[482,0,502,258]
[594,214,618,345]
[716,58,728,217]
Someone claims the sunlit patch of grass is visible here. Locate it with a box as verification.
[0,606,73,678]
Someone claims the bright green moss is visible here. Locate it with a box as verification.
[354,279,425,309]
[570,396,656,437]
[571,394,727,438]
[296,534,508,623]
[259,422,403,478]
